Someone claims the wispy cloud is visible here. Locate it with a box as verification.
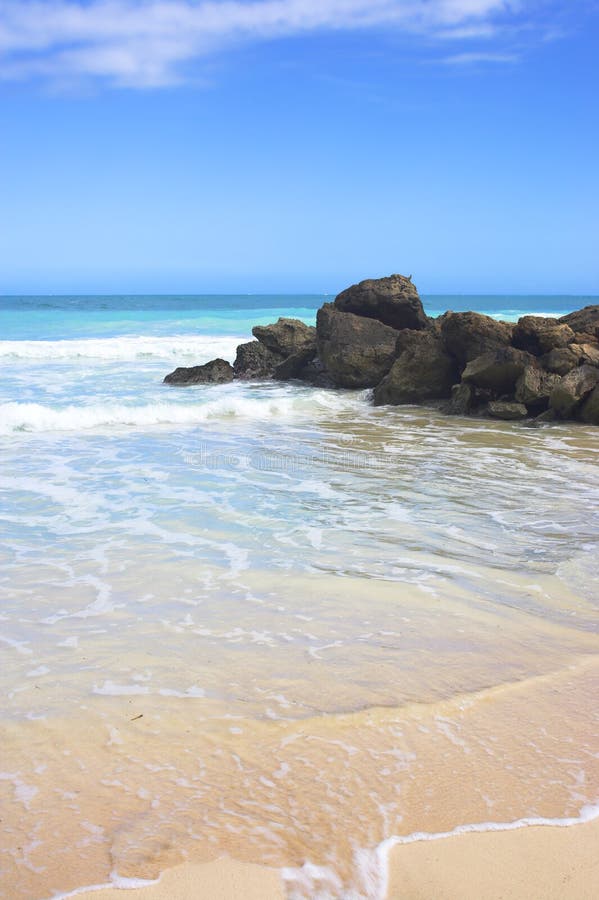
[0,1,568,89]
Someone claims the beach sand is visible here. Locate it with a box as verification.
[72,817,599,899]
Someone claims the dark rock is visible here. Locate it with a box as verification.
[512,316,575,356]
[316,303,399,388]
[295,355,336,388]
[233,341,284,379]
[541,346,581,375]
[273,346,317,381]
[164,358,234,385]
[549,365,599,418]
[252,318,316,357]
[373,332,458,406]
[515,366,560,414]
[462,347,535,395]
[579,386,599,425]
[447,382,475,415]
[334,274,429,331]
[440,312,513,366]
[559,305,599,337]
[486,401,528,421]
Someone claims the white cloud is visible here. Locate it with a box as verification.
[0,1,540,88]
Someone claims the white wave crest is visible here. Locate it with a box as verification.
[0,335,243,362]
[0,390,362,435]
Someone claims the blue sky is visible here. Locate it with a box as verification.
[0,1,598,294]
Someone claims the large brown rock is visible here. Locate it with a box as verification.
[549,365,599,418]
[486,401,528,421]
[233,341,284,379]
[559,305,599,336]
[372,332,458,406]
[164,358,234,385]
[440,312,513,366]
[541,346,581,375]
[334,274,428,331]
[273,346,317,381]
[462,347,535,395]
[579,386,599,425]
[316,303,399,388]
[512,316,575,356]
[252,318,316,357]
[515,366,560,414]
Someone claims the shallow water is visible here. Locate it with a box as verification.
[1,296,598,899]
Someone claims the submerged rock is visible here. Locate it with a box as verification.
[334,274,428,331]
[440,312,513,366]
[252,318,316,357]
[486,401,528,421]
[512,316,575,356]
[164,358,234,385]
[373,332,457,406]
[316,303,399,388]
[234,341,284,379]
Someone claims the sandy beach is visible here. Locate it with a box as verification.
[70,816,599,900]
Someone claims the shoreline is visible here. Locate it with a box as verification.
[63,811,599,900]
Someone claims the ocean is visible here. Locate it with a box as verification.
[1,294,598,899]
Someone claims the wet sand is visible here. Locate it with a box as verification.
[71,817,599,899]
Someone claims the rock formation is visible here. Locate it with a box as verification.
[163,278,599,426]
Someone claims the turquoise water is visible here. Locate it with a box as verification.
[0,293,593,341]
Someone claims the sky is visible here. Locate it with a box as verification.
[0,0,598,295]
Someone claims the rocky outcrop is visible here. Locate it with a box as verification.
[334,274,428,331]
[164,358,234,385]
[234,341,284,379]
[316,303,399,388]
[252,318,316,357]
[440,312,513,366]
[512,316,575,356]
[373,332,457,406]
[162,272,599,426]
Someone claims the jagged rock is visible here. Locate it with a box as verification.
[440,312,513,366]
[273,346,318,381]
[512,316,575,356]
[252,318,316,357]
[233,341,284,379]
[549,365,599,418]
[515,367,560,414]
[164,358,234,385]
[486,401,528,421]
[316,303,399,388]
[578,343,599,366]
[541,346,581,375]
[559,305,599,336]
[334,274,429,331]
[462,347,535,395]
[579,386,599,425]
[447,382,475,415]
[373,332,457,406]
